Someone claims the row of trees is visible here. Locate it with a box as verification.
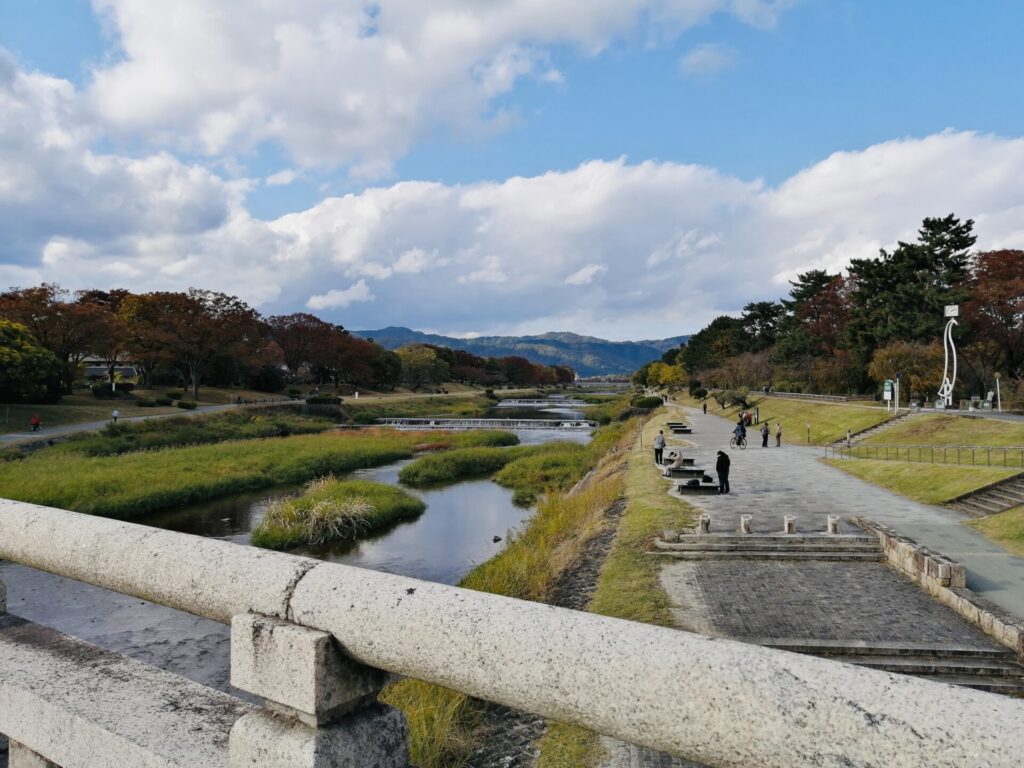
[0,285,574,402]
[636,214,1024,405]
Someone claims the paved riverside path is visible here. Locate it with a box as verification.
[669,405,1024,619]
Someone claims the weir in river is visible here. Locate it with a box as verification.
[375,417,595,430]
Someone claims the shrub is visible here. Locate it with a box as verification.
[154,397,174,406]
[692,387,708,400]
[91,383,135,399]
[288,388,303,398]
[165,391,184,400]
[306,395,342,405]
[136,397,157,407]
[176,400,198,410]
[631,396,663,410]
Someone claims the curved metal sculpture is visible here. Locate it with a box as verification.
[937,316,958,407]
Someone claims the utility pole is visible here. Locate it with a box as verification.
[995,373,1002,413]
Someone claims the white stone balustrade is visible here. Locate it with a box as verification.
[2,498,1024,768]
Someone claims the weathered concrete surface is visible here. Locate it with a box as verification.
[229,706,407,768]
[0,614,252,768]
[8,742,57,768]
[0,562,234,695]
[231,613,388,727]
[659,560,1005,647]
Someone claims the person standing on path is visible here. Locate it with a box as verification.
[702,401,707,415]
[775,422,783,447]
[761,422,770,447]
[716,450,731,494]
[111,409,120,424]
[30,414,41,432]
[653,430,666,465]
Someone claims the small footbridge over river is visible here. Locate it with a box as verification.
[375,417,596,431]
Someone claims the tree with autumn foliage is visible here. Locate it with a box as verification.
[0,284,112,393]
[962,250,1024,380]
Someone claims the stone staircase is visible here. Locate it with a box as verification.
[652,534,884,562]
[947,473,1024,518]
[830,409,921,447]
[761,640,1024,696]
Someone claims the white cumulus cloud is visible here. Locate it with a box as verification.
[307,279,375,310]
[679,43,736,78]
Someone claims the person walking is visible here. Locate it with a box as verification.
[30,414,41,432]
[702,401,707,415]
[716,450,731,494]
[653,430,666,465]
[775,422,783,447]
[760,421,770,447]
[111,408,120,424]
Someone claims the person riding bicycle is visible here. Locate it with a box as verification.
[734,419,747,443]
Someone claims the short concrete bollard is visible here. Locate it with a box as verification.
[699,515,711,534]
[827,515,840,535]
[229,613,408,767]
[783,515,796,535]
[8,741,59,768]
[739,515,752,534]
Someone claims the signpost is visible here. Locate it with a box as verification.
[883,379,893,413]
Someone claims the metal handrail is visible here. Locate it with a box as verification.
[1,498,1023,767]
[826,442,1024,467]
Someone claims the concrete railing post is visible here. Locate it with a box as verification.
[699,515,711,534]
[8,741,60,768]
[783,515,796,535]
[228,614,408,767]
[739,515,752,534]
[827,515,840,535]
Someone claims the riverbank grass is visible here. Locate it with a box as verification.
[537,407,697,766]
[714,396,890,445]
[0,428,515,519]
[383,424,634,768]
[969,506,1024,558]
[859,413,1024,447]
[823,458,1018,505]
[251,477,426,549]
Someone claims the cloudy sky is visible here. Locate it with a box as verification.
[1,1,1023,340]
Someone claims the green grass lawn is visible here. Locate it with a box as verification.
[860,413,1024,447]
[823,458,1018,505]
[969,506,1024,558]
[714,396,891,445]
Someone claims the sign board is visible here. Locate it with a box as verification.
[944,304,960,318]
[883,379,893,401]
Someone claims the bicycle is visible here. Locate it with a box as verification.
[729,435,747,450]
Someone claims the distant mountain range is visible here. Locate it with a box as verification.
[353,326,690,377]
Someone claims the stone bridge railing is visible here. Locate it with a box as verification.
[1,498,1023,767]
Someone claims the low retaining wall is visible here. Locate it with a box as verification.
[854,517,1024,658]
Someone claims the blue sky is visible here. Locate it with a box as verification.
[1,1,1022,338]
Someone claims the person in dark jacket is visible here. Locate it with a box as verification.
[715,450,730,494]
[760,421,770,447]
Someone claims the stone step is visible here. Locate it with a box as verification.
[759,640,1016,659]
[654,541,882,553]
[983,488,1024,506]
[674,486,720,495]
[950,498,1002,518]
[912,674,1024,695]
[671,535,879,545]
[653,551,885,562]
[832,655,1024,678]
